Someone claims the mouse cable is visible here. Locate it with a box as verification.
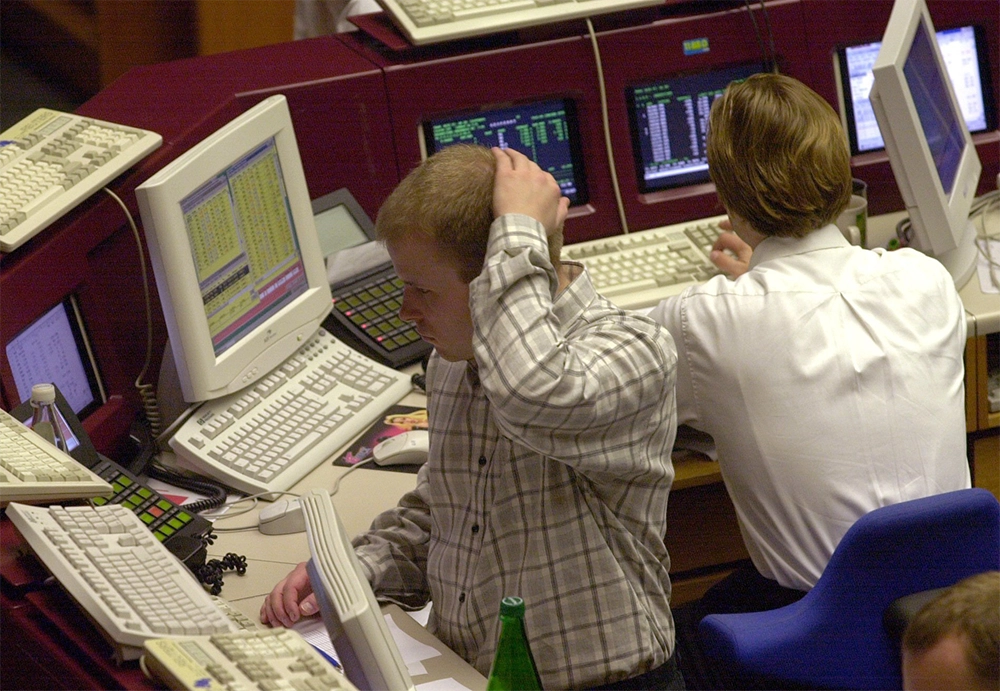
[210,490,302,532]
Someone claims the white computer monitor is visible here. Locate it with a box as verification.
[136,95,332,403]
[300,488,415,691]
[869,0,981,288]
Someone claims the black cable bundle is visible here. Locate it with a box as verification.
[195,553,248,596]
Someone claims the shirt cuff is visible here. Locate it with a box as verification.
[486,213,550,261]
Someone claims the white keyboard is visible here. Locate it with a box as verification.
[377,0,662,45]
[0,407,112,504]
[562,215,728,310]
[142,628,359,691]
[0,108,162,252]
[170,328,413,497]
[5,502,239,662]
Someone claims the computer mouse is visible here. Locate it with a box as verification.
[372,430,430,466]
[258,498,305,535]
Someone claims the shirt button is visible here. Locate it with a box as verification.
[471,524,479,534]
[478,456,487,467]
[459,593,466,603]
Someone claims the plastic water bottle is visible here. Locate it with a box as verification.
[29,383,69,451]
[485,596,542,690]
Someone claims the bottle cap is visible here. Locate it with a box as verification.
[30,383,56,404]
[499,596,525,617]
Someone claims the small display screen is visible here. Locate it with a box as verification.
[839,24,992,155]
[180,136,309,356]
[423,98,589,206]
[6,297,103,420]
[627,62,764,193]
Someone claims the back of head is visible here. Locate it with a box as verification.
[375,144,495,283]
[707,72,852,238]
[902,571,1000,690]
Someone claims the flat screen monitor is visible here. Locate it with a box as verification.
[421,98,589,206]
[300,488,415,691]
[840,23,994,155]
[136,95,332,403]
[5,296,104,420]
[626,62,765,193]
[870,0,981,287]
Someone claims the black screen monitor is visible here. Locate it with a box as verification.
[422,97,589,206]
[627,62,765,194]
[838,24,994,156]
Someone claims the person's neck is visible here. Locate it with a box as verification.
[730,214,768,250]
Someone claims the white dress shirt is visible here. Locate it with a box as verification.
[647,224,971,591]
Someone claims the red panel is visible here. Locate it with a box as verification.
[595,0,813,232]
[802,0,1000,215]
[342,31,625,245]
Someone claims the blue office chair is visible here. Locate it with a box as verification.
[698,488,1000,690]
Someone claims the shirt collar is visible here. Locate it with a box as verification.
[749,224,851,269]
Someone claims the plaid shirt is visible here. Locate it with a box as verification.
[354,214,678,688]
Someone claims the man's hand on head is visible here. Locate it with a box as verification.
[492,147,569,236]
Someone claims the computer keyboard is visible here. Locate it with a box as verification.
[325,264,431,369]
[142,628,359,691]
[377,0,663,45]
[0,407,112,504]
[5,502,239,662]
[562,215,728,310]
[169,327,413,497]
[0,108,162,252]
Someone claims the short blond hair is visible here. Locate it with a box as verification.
[375,144,563,282]
[707,73,852,238]
[903,571,1000,687]
[375,144,495,282]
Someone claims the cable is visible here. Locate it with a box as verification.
[195,552,247,596]
[586,17,629,235]
[757,0,779,73]
[330,457,377,497]
[209,490,302,531]
[741,0,768,72]
[103,187,162,438]
[145,460,230,513]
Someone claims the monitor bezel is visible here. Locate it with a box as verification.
[420,96,590,207]
[136,95,331,403]
[869,0,981,286]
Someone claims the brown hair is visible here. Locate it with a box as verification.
[707,72,852,238]
[903,571,1000,687]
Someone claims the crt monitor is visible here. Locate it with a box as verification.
[421,98,589,207]
[626,61,765,194]
[136,95,332,403]
[839,23,994,155]
[870,0,981,287]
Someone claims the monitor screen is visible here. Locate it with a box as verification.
[6,296,103,419]
[137,95,331,403]
[422,98,588,206]
[870,0,981,287]
[840,24,993,155]
[626,62,765,194]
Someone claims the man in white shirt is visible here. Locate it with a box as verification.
[647,73,971,688]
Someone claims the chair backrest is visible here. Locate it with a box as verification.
[699,488,1000,690]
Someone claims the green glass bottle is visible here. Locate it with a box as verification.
[485,596,543,691]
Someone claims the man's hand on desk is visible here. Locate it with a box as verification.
[710,219,753,279]
[260,560,319,628]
